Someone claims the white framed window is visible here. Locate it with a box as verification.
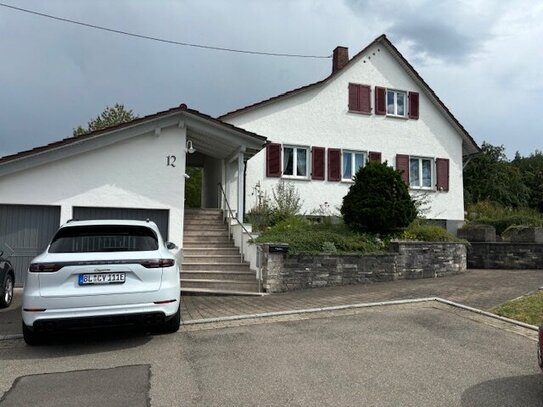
[386,89,407,117]
[409,157,433,189]
[342,151,366,180]
[283,145,309,178]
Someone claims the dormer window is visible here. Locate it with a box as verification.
[386,90,407,117]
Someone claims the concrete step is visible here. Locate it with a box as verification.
[181,279,259,292]
[183,236,232,244]
[184,208,222,213]
[181,270,256,281]
[182,262,251,271]
[184,211,223,219]
[183,255,242,263]
[184,230,229,237]
[184,222,227,230]
[183,248,240,256]
[183,244,237,251]
[180,287,265,296]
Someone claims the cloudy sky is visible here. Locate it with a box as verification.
[0,0,541,158]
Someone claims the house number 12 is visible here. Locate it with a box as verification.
[167,155,176,167]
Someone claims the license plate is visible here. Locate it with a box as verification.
[78,273,126,285]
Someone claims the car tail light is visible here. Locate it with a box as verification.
[29,263,64,272]
[140,259,175,268]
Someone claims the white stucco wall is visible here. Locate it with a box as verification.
[225,44,466,224]
[0,126,187,245]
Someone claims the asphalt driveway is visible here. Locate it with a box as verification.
[2,269,543,338]
[0,302,542,406]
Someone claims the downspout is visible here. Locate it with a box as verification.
[243,159,247,222]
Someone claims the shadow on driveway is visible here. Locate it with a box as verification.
[461,374,543,406]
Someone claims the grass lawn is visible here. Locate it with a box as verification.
[493,291,543,326]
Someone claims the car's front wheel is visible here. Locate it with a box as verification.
[22,323,43,346]
[0,273,14,308]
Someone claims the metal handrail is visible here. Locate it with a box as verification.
[217,182,262,292]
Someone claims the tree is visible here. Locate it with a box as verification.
[185,167,202,208]
[341,161,417,233]
[73,104,137,136]
[512,150,543,212]
[463,142,529,208]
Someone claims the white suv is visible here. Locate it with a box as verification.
[22,219,181,345]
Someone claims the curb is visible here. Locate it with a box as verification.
[181,297,436,325]
[181,297,539,332]
[0,334,22,341]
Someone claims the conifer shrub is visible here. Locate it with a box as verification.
[340,161,417,233]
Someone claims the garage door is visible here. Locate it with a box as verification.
[0,204,61,286]
[72,207,169,240]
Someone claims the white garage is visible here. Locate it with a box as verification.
[0,104,266,283]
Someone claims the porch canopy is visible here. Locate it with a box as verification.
[180,105,267,216]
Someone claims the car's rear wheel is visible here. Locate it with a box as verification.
[22,323,43,346]
[0,273,14,308]
[160,306,181,334]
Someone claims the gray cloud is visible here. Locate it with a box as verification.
[345,0,500,63]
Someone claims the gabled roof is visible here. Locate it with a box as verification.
[219,34,480,156]
[0,104,267,168]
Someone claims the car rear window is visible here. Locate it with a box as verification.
[49,225,159,253]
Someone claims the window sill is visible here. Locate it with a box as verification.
[341,179,355,184]
[386,114,408,120]
[409,186,435,191]
[281,176,310,182]
[347,110,371,116]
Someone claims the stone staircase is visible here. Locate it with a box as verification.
[181,208,261,295]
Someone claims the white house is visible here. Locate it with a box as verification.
[0,34,479,291]
[220,34,480,232]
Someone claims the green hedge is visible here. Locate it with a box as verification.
[473,215,543,235]
[254,217,382,255]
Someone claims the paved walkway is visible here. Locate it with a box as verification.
[180,269,543,321]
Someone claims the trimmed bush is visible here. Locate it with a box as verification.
[341,161,417,233]
[255,217,382,255]
[473,215,543,235]
[401,221,462,242]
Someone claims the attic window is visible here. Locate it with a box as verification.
[386,90,407,117]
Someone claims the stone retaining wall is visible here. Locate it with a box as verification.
[261,242,467,293]
[467,243,543,269]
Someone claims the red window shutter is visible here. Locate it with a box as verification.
[328,149,341,181]
[266,143,281,177]
[408,92,419,119]
[396,154,410,185]
[375,86,386,115]
[311,147,325,180]
[359,85,371,114]
[348,84,360,112]
[349,84,371,113]
[368,151,382,163]
[436,158,450,191]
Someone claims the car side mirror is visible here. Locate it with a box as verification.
[165,242,177,250]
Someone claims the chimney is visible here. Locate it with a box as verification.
[332,46,349,73]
